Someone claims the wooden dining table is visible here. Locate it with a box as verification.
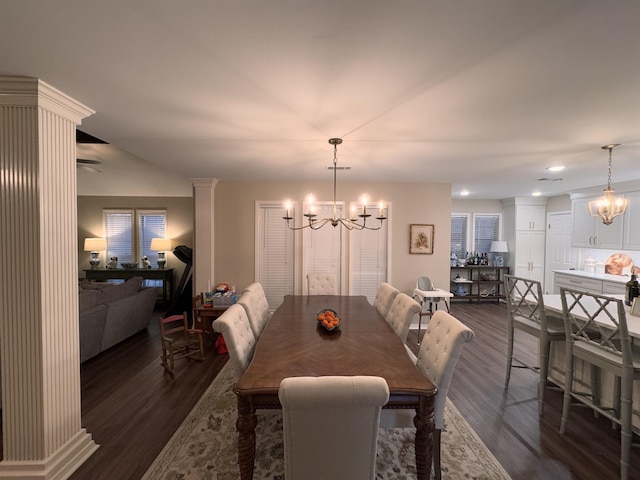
[233,294,438,480]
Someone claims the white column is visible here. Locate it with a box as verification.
[0,76,98,479]
[191,178,218,295]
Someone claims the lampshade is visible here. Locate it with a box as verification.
[84,237,107,252]
[490,241,508,253]
[150,238,172,252]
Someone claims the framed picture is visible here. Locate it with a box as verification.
[409,224,434,255]
[631,297,640,317]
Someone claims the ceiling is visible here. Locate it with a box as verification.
[2,0,640,199]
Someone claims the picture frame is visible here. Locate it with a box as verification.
[631,297,640,317]
[409,224,434,255]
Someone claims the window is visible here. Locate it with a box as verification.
[256,203,295,308]
[303,202,344,294]
[474,214,500,254]
[104,209,167,267]
[450,214,468,260]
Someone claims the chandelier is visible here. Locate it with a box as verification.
[283,138,388,230]
[588,144,628,225]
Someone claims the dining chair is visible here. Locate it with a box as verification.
[278,375,389,480]
[559,288,640,480]
[237,289,271,339]
[385,292,422,344]
[306,273,338,295]
[211,304,257,379]
[243,281,267,300]
[380,310,475,480]
[158,312,204,375]
[504,274,566,415]
[373,282,400,318]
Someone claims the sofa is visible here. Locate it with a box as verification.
[79,276,159,363]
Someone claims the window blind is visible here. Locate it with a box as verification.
[451,215,468,260]
[138,210,167,267]
[303,203,343,294]
[474,214,500,253]
[104,210,134,263]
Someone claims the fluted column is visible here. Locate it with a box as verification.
[191,178,218,295]
[0,76,98,479]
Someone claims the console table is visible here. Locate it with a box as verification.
[83,268,175,307]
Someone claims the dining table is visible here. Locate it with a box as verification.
[233,294,438,480]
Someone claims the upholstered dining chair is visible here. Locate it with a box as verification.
[158,312,204,375]
[211,304,257,379]
[559,288,640,480]
[504,274,566,415]
[243,281,267,301]
[385,292,422,344]
[278,375,389,480]
[306,273,338,295]
[373,282,400,319]
[237,289,271,339]
[380,310,475,480]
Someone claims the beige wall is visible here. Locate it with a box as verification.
[77,196,194,282]
[214,181,452,297]
[546,194,571,212]
[452,198,503,214]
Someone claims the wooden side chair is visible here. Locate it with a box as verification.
[279,375,389,480]
[159,312,204,375]
[559,288,640,480]
[504,274,565,415]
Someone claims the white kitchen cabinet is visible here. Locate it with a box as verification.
[503,197,547,287]
[554,271,627,295]
[571,197,623,248]
[515,205,546,231]
[623,191,640,250]
[514,230,545,282]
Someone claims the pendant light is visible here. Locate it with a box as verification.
[588,144,628,225]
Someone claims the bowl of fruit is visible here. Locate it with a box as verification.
[316,309,341,331]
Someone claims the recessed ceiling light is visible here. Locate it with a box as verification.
[460,189,470,196]
[532,191,542,197]
[547,165,565,172]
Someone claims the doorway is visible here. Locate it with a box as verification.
[544,211,577,294]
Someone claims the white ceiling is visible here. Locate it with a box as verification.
[2,0,640,199]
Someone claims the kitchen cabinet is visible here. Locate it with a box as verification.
[622,191,640,250]
[514,230,545,283]
[571,197,624,248]
[450,265,509,302]
[553,271,626,295]
[503,198,547,286]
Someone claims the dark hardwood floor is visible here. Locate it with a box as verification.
[1,302,637,479]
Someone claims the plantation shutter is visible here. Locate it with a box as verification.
[474,214,500,254]
[104,210,134,263]
[350,203,388,303]
[303,203,343,294]
[257,203,294,308]
[451,215,468,260]
[139,210,167,267]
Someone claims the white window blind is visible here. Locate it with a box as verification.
[474,214,500,253]
[104,210,134,263]
[138,210,167,267]
[350,203,388,303]
[451,214,468,260]
[303,203,343,294]
[257,203,295,308]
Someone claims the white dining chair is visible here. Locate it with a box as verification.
[373,282,400,319]
[504,274,566,415]
[380,310,475,480]
[385,292,422,344]
[306,273,338,295]
[211,304,257,379]
[279,375,389,480]
[559,288,640,480]
[237,289,270,339]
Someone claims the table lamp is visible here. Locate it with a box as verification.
[150,238,172,269]
[84,237,107,269]
[490,241,508,267]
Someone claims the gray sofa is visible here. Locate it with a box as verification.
[79,276,158,362]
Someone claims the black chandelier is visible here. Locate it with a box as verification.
[283,138,388,230]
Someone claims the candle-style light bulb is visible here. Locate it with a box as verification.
[361,194,368,215]
[350,205,356,220]
[284,200,292,218]
[306,194,315,215]
[378,200,385,216]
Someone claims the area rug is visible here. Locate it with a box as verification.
[142,363,511,480]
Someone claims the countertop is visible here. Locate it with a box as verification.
[553,269,630,284]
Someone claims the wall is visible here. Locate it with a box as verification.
[546,194,571,212]
[452,199,503,215]
[77,196,194,282]
[214,181,452,297]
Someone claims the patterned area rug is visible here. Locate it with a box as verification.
[142,363,511,480]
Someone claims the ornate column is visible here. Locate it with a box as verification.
[191,178,218,295]
[0,76,98,479]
